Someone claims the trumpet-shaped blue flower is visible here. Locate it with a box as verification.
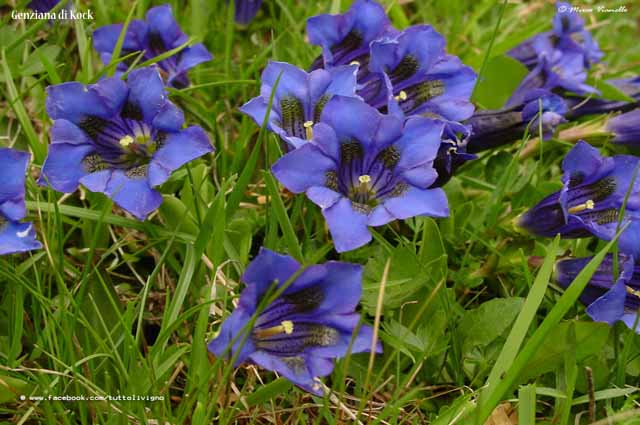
[607,108,640,146]
[556,254,640,332]
[93,5,212,88]
[208,248,382,395]
[467,90,567,153]
[272,96,449,252]
[240,61,359,149]
[519,141,640,256]
[430,121,475,188]
[307,0,394,72]
[367,25,477,122]
[234,0,263,24]
[509,2,602,70]
[40,67,213,220]
[0,149,42,255]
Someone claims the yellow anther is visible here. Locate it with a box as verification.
[627,286,640,298]
[568,199,595,214]
[304,120,314,140]
[349,60,360,66]
[119,135,135,148]
[358,174,372,184]
[281,320,294,334]
[253,320,295,339]
[395,90,408,101]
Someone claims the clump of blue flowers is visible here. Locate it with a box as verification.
[40,67,213,220]
[208,248,381,395]
[0,148,42,255]
[272,96,449,252]
[519,141,640,256]
[93,5,212,88]
[508,1,603,70]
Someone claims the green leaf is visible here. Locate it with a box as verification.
[587,77,636,102]
[472,55,529,109]
[518,384,536,425]
[245,378,292,406]
[19,45,61,76]
[458,297,524,352]
[0,375,30,404]
[264,171,303,262]
[361,245,431,313]
[519,321,609,382]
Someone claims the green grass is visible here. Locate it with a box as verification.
[1,0,640,424]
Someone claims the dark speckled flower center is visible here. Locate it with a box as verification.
[279,95,330,141]
[388,55,419,85]
[251,284,339,357]
[78,102,166,176]
[395,80,445,114]
[565,175,618,221]
[326,141,407,213]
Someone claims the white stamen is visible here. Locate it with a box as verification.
[358,174,371,184]
[349,60,360,66]
[119,135,135,147]
[395,90,408,101]
[304,120,314,140]
[627,286,640,298]
[568,199,595,214]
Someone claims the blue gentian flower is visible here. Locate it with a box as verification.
[507,48,597,107]
[93,5,212,88]
[556,254,640,332]
[234,0,263,24]
[567,76,640,118]
[272,96,449,252]
[509,2,603,70]
[0,148,42,255]
[40,67,213,220]
[208,248,382,395]
[430,121,475,188]
[240,61,359,149]
[307,0,394,72]
[467,90,567,153]
[606,109,640,146]
[519,141,640,256]
[367,25,477,122]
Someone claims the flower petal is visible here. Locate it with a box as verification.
[0,148,29,221]
[145,4,188,48]
[102,170,163,220]
[151,100,185,132]
[322,197,371,252]
[148,126,212,187]
[382,186,449,220]
[0,221,42,255]
[176,43,213,75]
[207,307,256,365]
[39,143,94,194]
[240,247,301,310]
[46,78,128,124]
[127,67,167,123]
[272,144,335,194]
